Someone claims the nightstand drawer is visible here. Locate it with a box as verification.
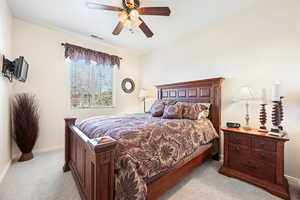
[229,158,276,183]
[228,144,250,157]
[228,154,250,173]
[252,150,276,164]
[250,161,276,183]
[228,133,250,147]
[252,137,276,152]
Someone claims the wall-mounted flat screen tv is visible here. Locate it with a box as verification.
[14,56,29,82]
[1,55,7,74]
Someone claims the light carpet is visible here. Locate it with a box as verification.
[0,150,299,200]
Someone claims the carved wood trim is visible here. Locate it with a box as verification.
[156,77,224,134]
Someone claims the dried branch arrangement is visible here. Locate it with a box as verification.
[13,93,39,162]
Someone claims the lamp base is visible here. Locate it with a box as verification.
[243,126,252,130]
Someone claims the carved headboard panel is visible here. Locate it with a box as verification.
[156,77,224,134]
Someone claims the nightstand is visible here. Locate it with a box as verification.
[219,128,290,200]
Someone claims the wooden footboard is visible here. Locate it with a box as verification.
[64,118,219,200]
[64,118,117,200]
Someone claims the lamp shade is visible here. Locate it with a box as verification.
[147,89,156,98]
[234,86,256,102]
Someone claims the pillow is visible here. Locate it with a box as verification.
[180,102,210,120]
[164,100,177,106]
[150,100,165,117]
[149,99,177,117]
[197,105,210,119]
[162,103,183,119]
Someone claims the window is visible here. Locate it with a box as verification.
[70,60,114,109]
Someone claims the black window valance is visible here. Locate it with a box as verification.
[62,43,121,68]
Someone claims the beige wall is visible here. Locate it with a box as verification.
[0,0,12,181]
[12,19,142,153]
[141,0,300,179]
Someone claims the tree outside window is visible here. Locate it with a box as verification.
[70,60,113,108]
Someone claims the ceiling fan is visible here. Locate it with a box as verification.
[86,0,171,38]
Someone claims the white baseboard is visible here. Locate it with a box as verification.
[34,146,64,154]
[286,175,300,185]
[0,160,11,184]
[12,146,64,161]
[220,154,224,162]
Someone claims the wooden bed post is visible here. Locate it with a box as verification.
[63,117,77,172]
[88,139,117,200]
[63,117,117,200]
[211,78,223,160]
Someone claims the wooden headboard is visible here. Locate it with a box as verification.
[156,77,224,134]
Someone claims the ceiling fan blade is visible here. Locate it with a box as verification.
[139,18,154,38]
[112,22,124,35]
[86,2,123,12]
[137,7,171,16]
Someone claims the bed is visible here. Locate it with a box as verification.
[63,77,224,200]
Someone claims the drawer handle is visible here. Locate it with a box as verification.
[260,153,266,160]
[242,163,257,170]
[260,142,265,147]
[235,147,240,152]
[235,138,241,144]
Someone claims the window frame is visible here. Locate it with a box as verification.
[69,59,117,110]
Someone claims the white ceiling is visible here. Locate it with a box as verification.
[8,0,260,55]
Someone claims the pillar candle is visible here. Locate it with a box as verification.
[272,82,280,102]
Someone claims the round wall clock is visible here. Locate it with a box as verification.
[121,78,135,93]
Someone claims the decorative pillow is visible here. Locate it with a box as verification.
[197,104,210,119]
[149,99,177,116]
[180,102,210,120]
[162,104,183,119]
[164,100,177,106]
[150,100,165,117]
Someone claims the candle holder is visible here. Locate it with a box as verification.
[258,104,268,132]
[269,101,283,137]
[278,96,284,131]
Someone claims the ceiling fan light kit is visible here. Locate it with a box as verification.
[86,0,171,38]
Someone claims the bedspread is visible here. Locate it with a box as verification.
[77,114,218,200]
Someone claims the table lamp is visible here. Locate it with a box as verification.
[139,89,155,113]
[234,86,256,130]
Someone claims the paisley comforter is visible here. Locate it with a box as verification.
[77,114,218,200]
